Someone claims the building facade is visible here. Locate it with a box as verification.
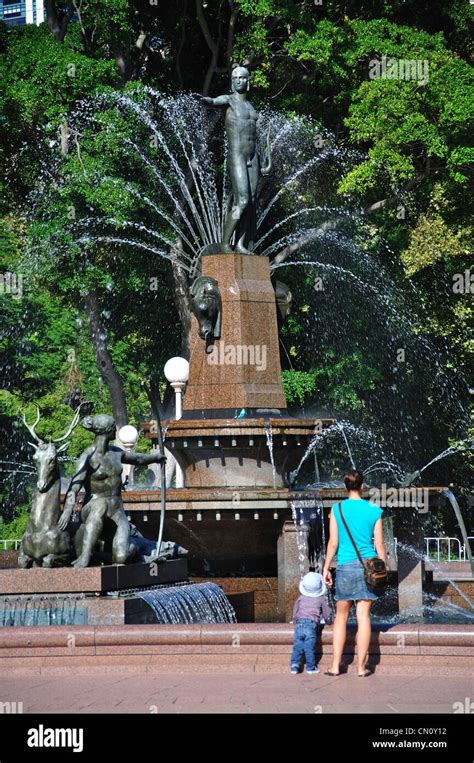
[0,0,45,26]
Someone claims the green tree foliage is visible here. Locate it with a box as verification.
[0,1,471,514]
[0,24,118,204]
[282,353,379,410]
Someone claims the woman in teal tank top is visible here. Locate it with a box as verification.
[322,470,387,677]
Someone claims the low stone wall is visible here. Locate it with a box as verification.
[0,623,472,675]
[0,550,18,569]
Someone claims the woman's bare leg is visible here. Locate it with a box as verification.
[329,600,351,673]
[355,599,373,674]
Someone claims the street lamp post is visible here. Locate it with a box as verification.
[164,357,189,488]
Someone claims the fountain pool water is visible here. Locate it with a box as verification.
[1,594,86,627]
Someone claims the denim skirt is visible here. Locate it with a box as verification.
[335,559,379,601]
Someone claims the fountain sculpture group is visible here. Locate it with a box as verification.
[1,65,470,627]
[18,409,185,570]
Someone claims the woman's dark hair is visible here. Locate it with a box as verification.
[344,469,364,491]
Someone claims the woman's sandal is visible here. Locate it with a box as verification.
[357,669,372,677]
[324,670,340,676]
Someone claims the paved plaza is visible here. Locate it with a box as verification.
[2,663,473,714]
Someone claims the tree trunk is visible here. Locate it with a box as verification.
[196,0,223,96]
[112,42,133,87]
[45,0,62,38]
[82,291,128,427]
[60,120,70,155]
[45,0,74,42]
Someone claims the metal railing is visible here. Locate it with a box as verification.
[0,539,21,550]
[424,536,474,563]
[1,536,473,561]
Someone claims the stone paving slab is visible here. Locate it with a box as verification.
[1,672,472,714]
[1,653,472,677]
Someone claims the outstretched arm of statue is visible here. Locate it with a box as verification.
[57,451,90,530]
[198,94,231,108]
[122,451,167,466]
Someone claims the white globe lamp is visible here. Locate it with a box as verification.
[117,424,139,451]
[164,357,189,420]
[117,424,139,490]
[164,357,189,384]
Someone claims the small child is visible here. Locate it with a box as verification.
[290,571,332,674]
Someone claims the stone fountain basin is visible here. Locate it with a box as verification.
[0,560,188,595]
[142,417,334,489]
[1,624,473,675]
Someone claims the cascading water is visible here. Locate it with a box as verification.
[264,421,277,489]
[290,497,311,579]
[136,582,236,624]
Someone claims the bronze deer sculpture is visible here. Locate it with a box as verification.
[18,406,81,568]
